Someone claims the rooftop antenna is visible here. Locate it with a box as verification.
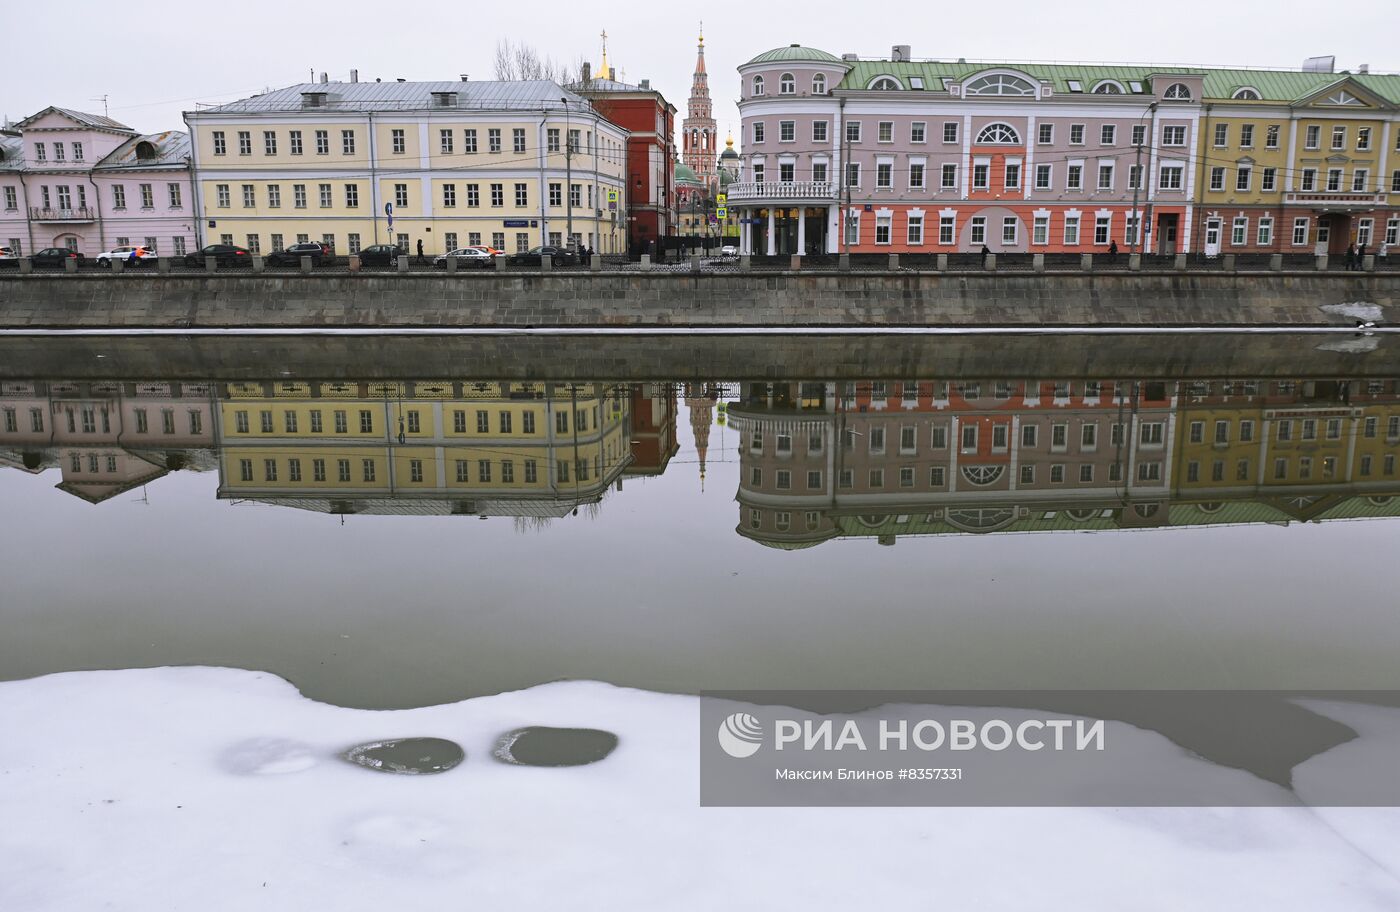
[91,95,109,118]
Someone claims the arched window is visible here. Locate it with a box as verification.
[964,73,1036,96]
[975,122,1020,144]
[752,75,765,96]
[1164,82,1192,100]
[945,508,1016,532]
[961,465,1005,486]
[1232,87,1261,100]
[1092,80,1125,94]
[135,141,157,161]
[867,76,902,91]
[1133,503,1160,518]
[812,73,826,95]
[779,72,795,94]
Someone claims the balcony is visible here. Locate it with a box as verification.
[724,181,838,204]
[1283,191,1386,210]
[30,206,96,222]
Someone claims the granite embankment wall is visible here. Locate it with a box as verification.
[0,271,1396,328]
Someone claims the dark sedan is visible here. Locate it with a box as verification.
[31,247,87,268]
[356,244,403,267]
[183,244,252,267]
[507,245,578,267]
[265,242,333,266]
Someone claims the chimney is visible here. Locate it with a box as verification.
[640,78,650,90]
[582,62,592,83]
[892,45,911,62]
[319,72,328,84]
[350,69,358,83]
[609,67,616,81]
[460,74,469,82]
[1359,63,1370,74]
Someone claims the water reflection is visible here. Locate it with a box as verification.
[7,375,1400,540]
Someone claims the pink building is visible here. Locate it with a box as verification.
[0,107,195,258]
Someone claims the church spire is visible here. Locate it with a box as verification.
[598,29,610,80]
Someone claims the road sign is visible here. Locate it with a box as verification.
[385,202,393,229]
[606,188,619,211]
[717,193,727,206]
[716,207,728,219]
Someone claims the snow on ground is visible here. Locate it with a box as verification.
[1,667,1398,911]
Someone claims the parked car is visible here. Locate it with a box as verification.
[507,245,577,267]
[0,246,16,268]
[265,242,333,266]
[31,247,86,268]
[356,244,403,267]
[96,245,157,267]
[433,247,494,269]
[720,244,738,256]
[183,244,252,267]
[468,245,505,257]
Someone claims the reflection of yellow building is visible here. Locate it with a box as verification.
[185,80,628,256]
[216,380,631,517]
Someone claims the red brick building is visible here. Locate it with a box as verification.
[575,72,678,255]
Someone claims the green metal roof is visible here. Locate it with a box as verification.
[745,45,842,66]
[835,60,1400,104]
[674,161,700,184]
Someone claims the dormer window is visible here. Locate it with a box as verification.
[301,92,327,108]
[965,73,1036,96]
[1163,83,1192,100]
[1092,80,1125,94]
[779,73,795,94]
[135,141,157,161]
[1232,87,1261,100]
[432,92,458,108]
[868,76,903,91]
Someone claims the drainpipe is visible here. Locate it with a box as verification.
[86,169,104,252]
[368,112,380,245]
[18,173,35,256]
[183,112,205,249]
[1195,103,1213,256]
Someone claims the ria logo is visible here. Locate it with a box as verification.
[717,712,764,758]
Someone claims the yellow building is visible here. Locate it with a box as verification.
[1194,70,1400,255]
[184,80,629,256]
[215,379,631,517]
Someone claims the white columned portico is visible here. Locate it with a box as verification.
[766,208,776,255]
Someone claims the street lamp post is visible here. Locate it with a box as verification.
[561,97,574,251]
[1130,102,1157,258]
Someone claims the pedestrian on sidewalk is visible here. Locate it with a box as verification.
[1346,243,1357,271]
[1108,240,1119,259]
[416,238,425,264]
[980,244,990,266]
[1358,242,1368,270]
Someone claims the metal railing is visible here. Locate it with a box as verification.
[28,206,96,221]
[724,181,839,202]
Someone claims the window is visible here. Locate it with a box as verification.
[1236,167,1251,192]
[752,74,764,96]
[975,123,1020,144]
[1238,123,1254,148]
[1301,169,1317,191]
[973,163,989,189]
[1331,126,1346,150]
[812,120,828,142]
[241,184,255,208]
[878,121,893,143]
[1257,217,1273,246]
[1327,168,1343,192]
[1033,215,1049,244]
[488,129,502,152]
[513,128,526,153]
[1358,127,1372,151]
[965,73,1036,96]
[812,73,826,94]
[846,121,862,143]
[752,122,765,143]
[910,122,926,143]
[876,162,893,188]
[909,162,925,188]
[345,184,359,207]
[235,131,251,155]
[1305,125,1320,150]
[1036,123,1053,145]
[1265,124,1279,148]
[1163,83,1191,100]
[1100,124,1116,145]
[1094,215,1111,245]
[1097,163,1114,190]
[1352,169,1370,193]
[1063,215,1080,245]
[1068,124,1085,145]
[264,184,280,208]
[845,162,861,188]
[1128,165,1142,190]
[1035,164,1052,189]
[113,184,126,209]
[778,120,795,143]
[1214,123,1229,147]
[1261,167,1276,192]
[1209,167,1225,191]
[1066,165,1082,190]
[211,132,225,155]
[1131,124,1146,147]
[1162,125,1186,146]
[943,121,958,143]
[490,183,504,207]
[907,214,924,245]
[216,184,230,208]
[1002,216,1018,245]
[941,163,957,189]
[939,214,955,244]
[875,213,892,245]
[970,216,986,244]
[1005,163,1021,189]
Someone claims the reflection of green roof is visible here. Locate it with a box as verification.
[746,45,842,66]
[674,162,701,184]
[837,60,1400,104]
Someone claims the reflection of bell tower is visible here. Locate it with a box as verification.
[685,382,718,490]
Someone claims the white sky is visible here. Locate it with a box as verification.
[4,0,1397,142]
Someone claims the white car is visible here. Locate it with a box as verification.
[433,247,495,269]
[0,245,15,259]
[720,245,738,256]
[96,245,157,267]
